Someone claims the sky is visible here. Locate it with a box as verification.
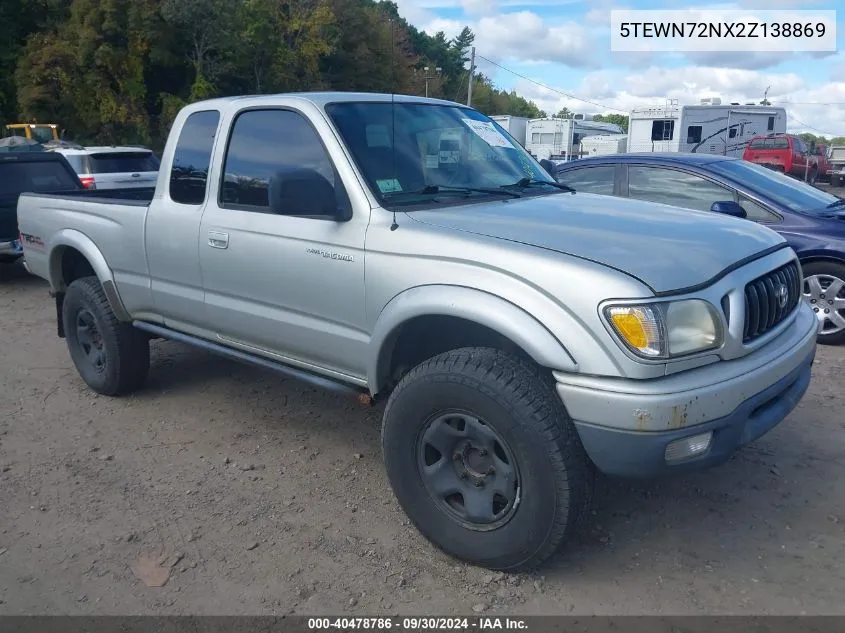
[394,0,845,139]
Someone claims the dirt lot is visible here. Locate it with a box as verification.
[1,262,844,617]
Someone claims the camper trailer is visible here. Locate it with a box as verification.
[580,134,628,157]
[489,115,529,147]
[627,98,787,157]
[525,117,624,161]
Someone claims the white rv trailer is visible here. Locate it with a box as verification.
[525,117,624,161]
[489,115,529,147]
[627,98,787,157]
[580,134,628,157]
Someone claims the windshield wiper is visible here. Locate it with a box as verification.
[509,177,575,192]
[386,185,523,200]
[826,198,845,209]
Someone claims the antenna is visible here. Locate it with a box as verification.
[390,92,398,231]
[389,17,399,231]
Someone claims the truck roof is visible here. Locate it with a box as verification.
[188,91,464,109]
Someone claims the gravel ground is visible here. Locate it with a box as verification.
[1,262,844,616]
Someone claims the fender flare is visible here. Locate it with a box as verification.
[47,229,131,321]
[367,284,578,394]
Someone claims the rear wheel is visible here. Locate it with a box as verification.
[802,261,845,345]
[381,347,594,571]
[63,276,150,395]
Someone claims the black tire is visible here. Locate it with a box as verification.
[802,261,845,346]
[62,276,150,395]
[381,347,594,571]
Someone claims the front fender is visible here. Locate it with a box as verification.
[48,228,131,321]
[367,284,578,394]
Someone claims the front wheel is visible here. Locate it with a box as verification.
[802,261,845,345]
[63,276,150,395]
[381,347,594,571]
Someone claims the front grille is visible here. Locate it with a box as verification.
[743,261,801,342]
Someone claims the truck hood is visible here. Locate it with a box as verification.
[406,191,786,295]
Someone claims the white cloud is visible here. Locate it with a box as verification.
[422,11,597,68]
[507,68,845,138]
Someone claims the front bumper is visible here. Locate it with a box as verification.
[555,303,817,477]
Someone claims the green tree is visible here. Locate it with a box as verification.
[592,113,629,132]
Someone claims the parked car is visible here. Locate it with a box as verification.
[18,93,816,571]
[1,151,83,265]
[49,145,160,190]
[742,133,817,183]
[552,153,845,344]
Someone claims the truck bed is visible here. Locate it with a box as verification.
[17,188,156,305]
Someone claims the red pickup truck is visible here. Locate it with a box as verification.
[743,134,818,184]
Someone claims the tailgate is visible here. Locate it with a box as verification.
[745,149,786,166]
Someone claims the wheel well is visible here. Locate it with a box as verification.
[60,247,96,288]
[54,247,97,339]
[799,256,845,275]
[380,315,536,393]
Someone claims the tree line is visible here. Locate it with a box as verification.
[0,0,547,148]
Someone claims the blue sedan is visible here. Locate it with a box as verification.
[551,153,845,345]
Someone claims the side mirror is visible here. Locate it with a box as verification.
[711,200,747,219]
[267,167,350,221]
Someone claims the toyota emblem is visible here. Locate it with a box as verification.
[775,283,788,309]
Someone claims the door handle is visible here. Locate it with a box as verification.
[208,230,229,249]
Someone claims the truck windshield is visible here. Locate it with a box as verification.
[708,159,840,214]
[325,102,558,206]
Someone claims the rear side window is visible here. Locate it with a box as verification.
[767,116,775,131]
[557,165,615,195]
[0,160,79,195]
[89,152,159,174]
[170,110,220,205]
[62,154,86,173]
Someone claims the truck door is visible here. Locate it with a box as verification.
[197,106,369,379]
[145,108,222,330]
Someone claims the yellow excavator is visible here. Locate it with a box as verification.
[4,122,60,143]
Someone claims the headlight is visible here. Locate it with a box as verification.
[605,299,722,359]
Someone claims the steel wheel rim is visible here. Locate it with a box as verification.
[416,410,521,531]
[75,309,107,373]
[803,273,845,335]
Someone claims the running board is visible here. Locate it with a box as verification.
[132,321,364,396]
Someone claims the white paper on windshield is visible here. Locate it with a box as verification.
[460,118,514,148]
[425,154,440,168]
[376,178,403,193]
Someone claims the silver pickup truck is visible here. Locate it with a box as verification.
[18,92,817,571]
